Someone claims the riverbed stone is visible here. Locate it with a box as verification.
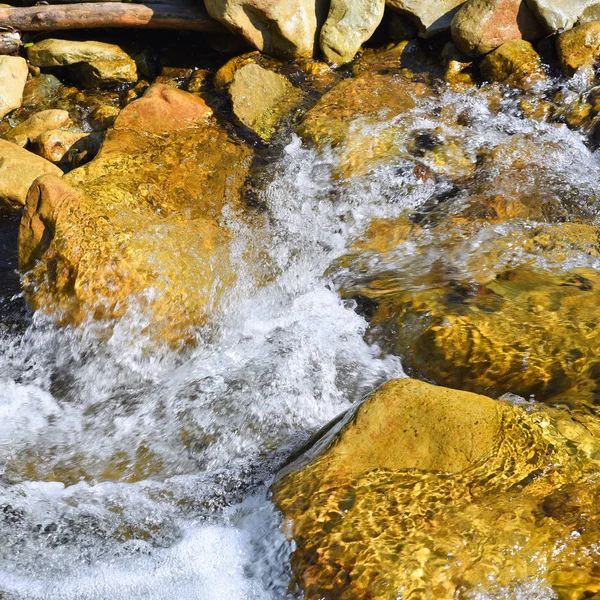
[19,84,254,344]
[320,0,385,64]
[229,63,302,140]
[203,0,328,58]
[0,56,28,119]
[525,0,600,32]
[386,0,465,38]
[27,39,137,87]
[480,39,545,88]
[452,0,544,55]
[21,74,63,108]
[556,21,600,76]
[0,139,63,208]
[33,129,88,163]
[273,378,600,599]
[4,109,71,147]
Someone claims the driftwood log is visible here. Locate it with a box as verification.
[0,2,224,31]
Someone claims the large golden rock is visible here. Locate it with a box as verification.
[273,378,600,599]
[19,84,254,344]
[480,39,546,89]
[341,221,600,409]
[556,20,600,76]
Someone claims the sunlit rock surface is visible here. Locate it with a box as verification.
[273,378,600,599]
[19,84,254,344]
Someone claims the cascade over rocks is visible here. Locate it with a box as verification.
[27,39,137,87]
[0,138,63,208]
[203,0,328,59]
[273,378,600,599]
[320,0,385,64]
[19,84,254,343]
[386,0,466,38]
[451,0,544,55]
[0,55,28,120]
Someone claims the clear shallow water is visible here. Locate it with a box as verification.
[1,83,600,598]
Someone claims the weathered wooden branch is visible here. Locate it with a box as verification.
[0,2,225,32]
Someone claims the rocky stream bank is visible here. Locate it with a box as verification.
[3,0,600,598]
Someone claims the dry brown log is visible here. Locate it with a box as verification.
[0,2,225,31]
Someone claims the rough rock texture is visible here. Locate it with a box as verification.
[556,21,600,75]
[480,39,545,88]
[320,0,385,64]
[525,0,600,32]
[452,0,544,55]
[273,378,600,599]
[27,39,137,87]
[386,0,466,38]
[0,56,28,119]
[4,109,71,147]
[229,63,302,140]
[21,74,63,108]
[0,139,63,208]
[203,0,328,59]
[33,130,88,163]
[19,84,254,344]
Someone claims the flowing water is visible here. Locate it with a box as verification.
[1,77,600,598]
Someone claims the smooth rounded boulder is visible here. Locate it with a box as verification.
[480,38,545,88]
[0,56,28,119]
[386,0,465,38]
[4,109,71,147]
[556,20,600,76]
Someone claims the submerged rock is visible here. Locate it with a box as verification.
[320,0,385,64]
[27,39,137,87]
[229,63,303,140]
[386,0,465,38]
[4,109,71,147]
[203,0,328,59]
[0,139,63,208]
[451,0,544,56]
[273,378,600,599]
[19,84,254,344]
[480,39,545,88]
[556,20,600,76]
[21,73,63,109]
[0,56,28,119]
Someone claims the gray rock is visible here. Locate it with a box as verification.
[525,0,600,32]
[0,56,28,119]
[386,0,466,38]
[320,0,385,64]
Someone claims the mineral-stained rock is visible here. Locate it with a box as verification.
[386,0,465,38]
[525,0,600,32]
[27,39,137,87]
[480,38,545,88]
[88,104,120,130]
[203,0,328,59]
[0,139,63,208]
[33,129,89,163]
[273,378,600,599]
[21,74,63,108]
[4,109,71,147]
[0,56,28,119]
[556,21,600,76]
[451,0,544,56]
[320,0,385,64]
[19,84,254,344]
[229,63,302,140]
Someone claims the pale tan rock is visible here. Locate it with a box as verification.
[0,56,28,119]
[386,0,465,37]
[0,138,62,208]
[229,63,302,140]
[27,39,137,87]
[556,21,600,76]
[4,109,71,147]
[203,0,328,58]
[320,0,385,64]
[525,0,600,32]
[452,0,544,56]
[33,130,88,163]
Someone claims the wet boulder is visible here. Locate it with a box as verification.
[273,378,600,599]
[386,0,465,38]
[19,84,254,344]
[451,0,544,56]
[0,56,28,119]
[203,0,328,59]
[556,20,600,76]
[480,39,545,88]
[21,74,63,109]
[27,39,137,87]
[33,130,89,164]
[4,109,71,148]
[525,0,600,32]
[229,63,303,141]
[0,139,63,208]
[320,0,385,64]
